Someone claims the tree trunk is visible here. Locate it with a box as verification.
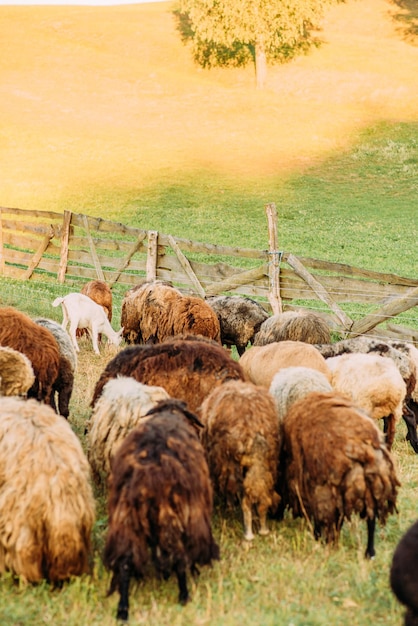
[255,37,267,89]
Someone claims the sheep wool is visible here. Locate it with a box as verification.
[201,380,281,540]
[254,310,331,346]
[87,376,170,485]
[0,346,35,397]
[269,366,333,422]
[280,391,400,558]
[0,397,95,583]
[390,519,418,626]
[104,399,219,621]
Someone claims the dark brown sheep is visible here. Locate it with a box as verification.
[280,391,399,558]
[120,281,221,345]
[390,519,418,626]
[0,307,60,406]
[91,336,246,416]
[103,398,220,621]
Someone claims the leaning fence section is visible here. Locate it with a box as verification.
[1,205,418,343]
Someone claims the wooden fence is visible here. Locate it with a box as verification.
[1,204,418,342]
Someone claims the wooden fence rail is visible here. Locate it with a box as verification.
[1,205,417,343]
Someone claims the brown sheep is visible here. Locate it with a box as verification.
[280,391,400,558]
[0,307,60,406]
[0,346,35,397]
[120,280,221,345]
[201,380,281,540]
[239,341,332,389]
[205,295,269,356]
[91,336,245,416]
[0,397,95,583]
[254,310,331,346]
[103,398,220,620]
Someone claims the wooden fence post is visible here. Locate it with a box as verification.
[265,203,283,315]
[146,230,158,281]
[58,210,72,283]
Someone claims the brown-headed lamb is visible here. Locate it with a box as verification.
[34,317,77,419]
[280,391,399,558]
[0,306,60,406]
[254,310,331,346]
[120,280,221,345]
[103,398,220,621]
[239,340,331,389]
[326,352,406,450]
[0,397,95,583]
[200,380,280,540]
[390,518,418,626]
[205,295,269,356]
[87,376,170,486]
[0,346,35,397]
[91,336,245,417]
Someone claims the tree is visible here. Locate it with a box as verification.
[176,0,332,88]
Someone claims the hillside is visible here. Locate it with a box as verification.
[0,0,417,211]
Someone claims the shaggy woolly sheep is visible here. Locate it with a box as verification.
[205,295,269,356]
[0,306,60,406]
[326,352,407,450]
[0,346,35,397]
[104,398,220,621]
[254,310,331,346]
[34,317,77,419]
[280,391,399,557]
[239,341,331,389]
[0,397,95,583]
[91,336,245,416]
[87,376,170,485]
[200,380,280,540]
[120,280,221,345]
[269,366,333,422]
[390,519,418,626]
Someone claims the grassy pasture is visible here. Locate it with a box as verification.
[1,0,418,623]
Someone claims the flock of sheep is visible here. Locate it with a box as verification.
[0,278,417,622]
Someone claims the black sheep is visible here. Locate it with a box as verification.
[103,398,220,621]
[390,520,418,626]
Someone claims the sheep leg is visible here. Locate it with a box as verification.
[365,517,376,559]
[116,558,131,621]
[175,566,189,605]
[90,324,101,355]
[69,322,80,353]
[384,415,396,450]
[242,496,254,541]
[402,404,418,453]
[257,502,270,536]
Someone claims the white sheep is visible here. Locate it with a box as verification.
[86,376,170,485]
[52,292,123,355]
[269,366,333,422]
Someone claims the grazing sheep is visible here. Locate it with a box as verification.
[87,376,170,485]
[316,336,418,452]
[81,279,113,322]
[103,398,220,621]
[280,391,399,557]
[269,366,333,422]
[390,519,418,626]
[0,346,35,397]
[200,380,280,541]
[120,280,221,345]
[0,306,60,406]
[326,353,407,450]
[91,336,245,416]
[254,310,331,346]
[0,397,95,583]
[34,317,77,419]
[239,341,331,389]
[205,295,269,356]
[52,292,123,355]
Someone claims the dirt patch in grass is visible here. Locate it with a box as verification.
[0,0,417,209]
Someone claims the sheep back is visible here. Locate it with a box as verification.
[281,392,399,548]
[0,397,95,583]
[0,307,60,405]
[0,346,35,397]
[87,376,170,484]
[201,380,280,540]
[91,338,246,415]
[81,280,112,322]
[239,341,331,388]
[254,310,331,346]
[269,366,333,422]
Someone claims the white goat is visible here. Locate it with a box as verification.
[52,293,123,355]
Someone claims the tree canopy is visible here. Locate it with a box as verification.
[176,0,334,88]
